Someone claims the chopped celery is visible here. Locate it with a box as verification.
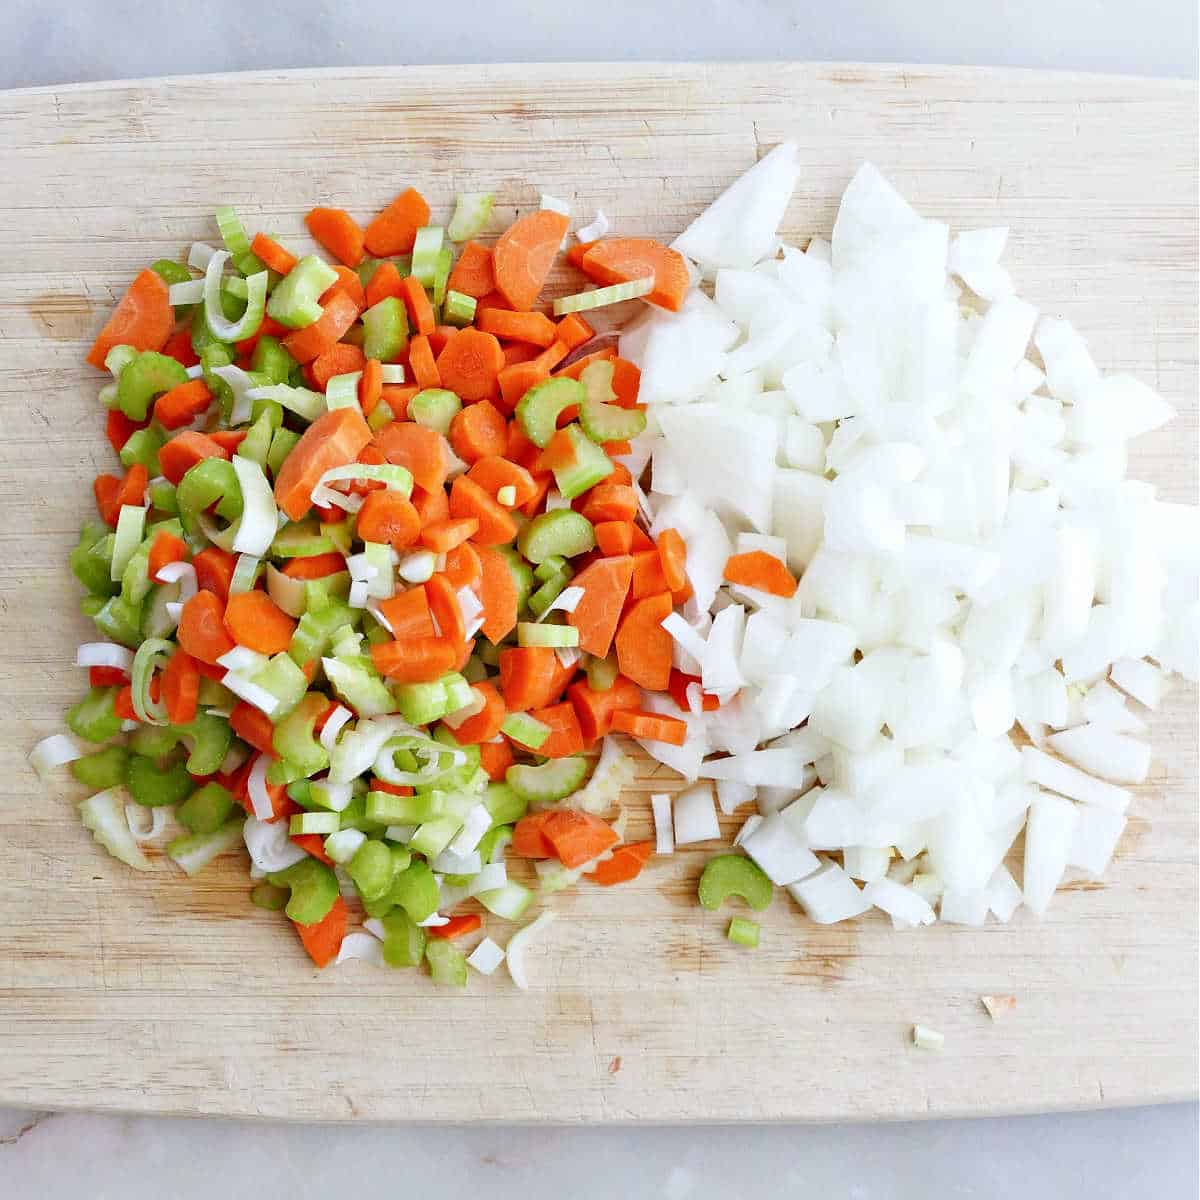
[268,857,339,925]
[116,351,188,421]
[524,575,566,618]
[238,410,274,466]
[214,205,253,260]
[516,377,586,447]
[483,782,527,826]
[148,478,179,514]
[308,779,354,812]
[167,817,244,876]
[126,754,194,808]
[367,399,396,432]
[411,226,444,287]
[289,591,359,665]
[71,745,131,791]
[271,518,336,559]
[443,290,477,327]
[579,359,647,443]
[251,882,289,911]
[271,692,330,778]
[366,790,444,826]
[177,457,242,539]
[250,334,297,384]
[550,425,614,499]
[66,687,122,743]
[248,382,324,423]
[441,672,474,715]
[178,782,236,834]
[388,859,440,923]
[79,788,150,871]
[323,828,367,865]
[267,255,338,329]
[517,621,579,649]
[501,711,551,750]
[266,427,301,477]
[698,855,773,912]
[380,909,427,968]
[119,426,164,475]
[322,656,395,719]
[361,296,409,362]
[553,276,655,316]
[152,259,193,289]
[447,192,494,242]
[506,756,590,804]
[585,652,619,691]
[409,388,461,435]
[325,371,362,411]
[727,916,761,948]
[70,523,118,597]
[476,879,533,921]
[518,509,595,564]
[290,811,340,835]
[432,247,454,307]
[92,593,145,648]
[394,678,450,725]
[249,652,308,720]
[347,838,393,901]
[128,724,179,758]
[496,485,517,507]
[425,938,468,987]
[408,816,461,861]
[476,823,513,866]
[175,711,233,775]
[462,655,488,684]
[534,555,572,584]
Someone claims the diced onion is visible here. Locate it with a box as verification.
[506,912,556,990]
[246,756,277,822]
[29,733,83,778]
[75,642,134,672]
[336,932,385,967]
[651,792,675,855]
[319,705,353,753]
[467,936,506,975]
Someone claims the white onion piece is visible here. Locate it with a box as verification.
[576,210,610,242]
[651,793,674,855]
[418,913,450,928]
[506,912,556,990]
[467,937,506,975]
[1068,804,1126,876]
[243,814,307,871]
[1021,746,1130,813]
[733,814,763,847]
[787,862,870,924]
[125,804,169,843]
[217,645,267,674]
[447,803,491,856]
[1022,791,1079,915]
[155,560,198,608]
[29,733,83,778]
[75,642,135,671]
[211,363,258,426]
[672,783,719,845]
[740,812,819,885]
[229,456,279,557]
[246,754,277,821]
[535,585,584,621]
[716,780,755,815]
[318,705,353,753]
[863,878,936,927]
[1045,725,1150,785]
[441,689,487,730]
[336,933,385,967]
[466,862,508,897]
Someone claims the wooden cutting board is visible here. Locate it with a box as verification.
[0,64,1195,1124]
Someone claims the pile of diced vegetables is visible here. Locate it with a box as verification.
[30,145,1199,986]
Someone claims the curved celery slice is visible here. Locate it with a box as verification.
[215,205,253,260]
[272,692,330,778]
[268,857,339,925]
[409,388,461,435]
[578,360,647,444]
[178,457,243,539]
[178,782,236,835]
[116,351,188,421]
[110,504,147,583]
[126,753,194,808]
[325,371,362,411]
[727,916,761,947]
[506,756,590,804]
[389,859,440,923]
[447,192,494,242]
[380,909,427,967]
[167,817,245,877]
[268,254,337,330]
[271,517,335,559]
[203,250,268,343]
[552,276,654,316]
[79,788,150,871]
[518,509,595,564]
[517,377,586,448]
[362,296,409,363]
[697,854,773,912]
[130,636,172,725]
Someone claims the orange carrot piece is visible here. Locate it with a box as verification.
[479,739,514,780]
[523,701,585,758]
[365,260,405,307]
[147,530,188,580]
[512,811,557,858]
[445,241,496,299]
[177,590,236,665]
[105,408,145,454]
[376,384,417,419]
[498,646,575,711]
[449,399,507,464]
[411,483,450,526]
[530,340,569,375]
[449,474,518,545]
[474,544,520,644]
[158,430,229,485]
[319,266,365,314]
[273,406,372,521]
[554,312,595,352]
[407,333,442,390]
[280,552,347,579]
[449,682,507,745]
[723,550,798,598]
[534,428,578,476]
[475,291,513,314]
[355,488,421,550]
[364,188,431,257]
[399,274,436,336]
[310,342,366,391]
[89,665,128,689]
[160,648,200,726]
[378,585,437,639]
[420,517,479,554]
[580,484,638,524]
[585,841,654,886]
[667,669,721,714]
[493,210,571,310]
[611,709,688,746]
[86,268,172,369]
[281,289,361,365]
[224,590,297,655]
[502,341,543,367]
[305,207,365,268]
[567,675,643,745]
[251,232,298,275]
[429,325,458,357]
[615,592,673,691]
[542,810,619,869]
[611,357,642,408]
[370,637,460,683]
[154,379,214,430]
[466,456,538,506]
[290,832,335,866]
[436,328,504,401]
[193,546,237,603]
[581,238,690,312]
[477,308,558,347]
[115,463,148,510]
[427,913,483,941]
[425,572,466,644]
[630,549,668,599]
[656,528,688,593]
[497,360,549,413]
[594,521,635,556]
[230,702,275,754]
[567,554,635,658]
[564,240,596,270]
[292,895,348,967]
[442,540,482,590]
[373,421,447,494]
[553,346,617,380]
[359,357,383,414]
[519,474,553,518]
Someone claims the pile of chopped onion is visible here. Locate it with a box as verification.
[622,144,1197,928]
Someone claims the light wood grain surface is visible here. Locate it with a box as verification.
[0,64,1195,1124]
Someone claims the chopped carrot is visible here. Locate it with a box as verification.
[147,530,188,580]
[370,778,414,798]
[429,325,458,357]
[630,549,668,599]
[365,260,405,306]
[475,291,513,314]
[505,419,541,468]
[449,682,507,745]
[292,895,348,968]
[86,268,172,369]
[160,648,200,726]
[628,524,654,552]
[474,544,520,644]
[95,463,147,525]
[554,312,595,352]
[585,841,654,886]
[113,685,138,722]
[667,669,721,714]
[502,341,543,366]
[427,913,482,941]
[498,646,575,711]
[208,430,247,456]
[224,590,297,655]
[656,528,689,593]
[564,240,596,270]
[522,701,585,758]
[88,666,128,688]
[411,483,450,526]
[723,550,798,598]
[534,427,577,474]
[611,357,642,408]
[324,266,366,314]
[529,340,569,375]
[445,241,496,299]
[581,238,690,312]
[280,552,346,579]
[421,516,479,554]
[542,810,619,869]
[594,521,635,556]
[492,210,571,310]
[105,408,145,454]
[177,590,236,665]
[370,636,460,683]
[442,540,482,590]
[477,308,558,347]
[161,328,200,368]
[436,328,503,401]
[580,483,637,524]
[512,811,557,858]
[408,333,442,390]
[424,573,466,644]
[290,832,335,866]
[567,674,643,745]
[520,474,553,518]
[615,592,673,691]
[281,289,360,364]
[479,739,514,780]
[250,232,298,275]
[376,384,417,419]
[355,488,421,550]
[372,419,445,492]
[359,357,383,413]
[153,379,214,430]
[192,546,238,602]
[449,474,518,545]
[449,399,507,464]
[306,207,365,268]
[274,406,372,521]
[364,188,431,257]
[378,585,437,639]
[399,274,435,336]
[611,709,687,746]
[553,346,618,381]
[497,360,549,413]
[310,342,366,391]
[466,456,538,506]
[567,554,635,658]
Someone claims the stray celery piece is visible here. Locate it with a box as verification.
[518,509,596,564]
[126,754,194,808]
[698,855,773,912]
[268,857,339,925]
[70,523,117,597]
[425,938,468,987]
[408,816,460,861]
[443,289,476,327]
[174,710,233,776]
[381,909,427,967]
[66,687,122,743]
[483,782,527,826]
[727,916,761,948]
[550,424,614,499]
[290,811,340,836]
[447,192,494,242]
[250,334,297,384]
[505,756,590,804]
[70,745,130,791]
[361,296,409,362]
[239,410,274,466]
[347,839,393,901]
[410,226,444,287]
[517,377,586,447]
[251,882,289,911]
[409,388,461,436]
[267,255,338,329]
[432,247,454,307]
[177,782,236,834]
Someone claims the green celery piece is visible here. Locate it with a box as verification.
[92,593,145,647]
[347,839,393,902]
[361,611,392,647]
[175,711,233,776]
[268,255,338,330]
[534,555,572,584]
[288,591,359,666]
[248,392,284,429]
[578,359,647,444]
[476,823,512,866]
[366,399,396,433]
[271,692,330,778]
[501,711,550,749]
[518,509,595,564]
[166,817,244,876]
[410,226,444,287]
[362,892,396,921]
[727,916,761,948]
[196,676,233,707]
[447,193,494,243]
[380,909,426,968]
[80,595,105,620]
[271,518,336,560]
[128,724,179,758]
[251,882,289,911]
[482,781,527,826]
[393,679,449,726]
[148,478,179,514]
[177,457,243,539]
[461,654,487,683]
[70,745,130,790]
[117,351,188,421]
[177,782,236,834]
[425,937,468,987]
[151,259,192,288]
[199,342,235,416]
[268,857,339,925]
[70,523,118,598]
[387,859,440,923]
[442,290,477,327]
[250,334,297,384]
[66,687,122,743]
[585,652,619,692]
[431,247,454,307]
[365,789,445,826]
[506,756,590,804]
[190,293,243,355]
[239,410,275,467]
[266,427,301,478]
[322,657,395,719]
[527,571,570,619]
[517,377,586,447]
[214,205,253,259]
[697,855,773,912]
[361,296,409,362]
[408,816,460,860]
[126,754,194,808]
[550,424,614,500]
[475,639,502,668]
[429,726,483,792]
[119,426,165,475]
[267,757,312,788]
[79,788,150,871]
[409,388,461,436]
[251,653,308,720]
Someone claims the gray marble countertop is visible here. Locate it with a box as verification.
[2,2,1196,1196]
